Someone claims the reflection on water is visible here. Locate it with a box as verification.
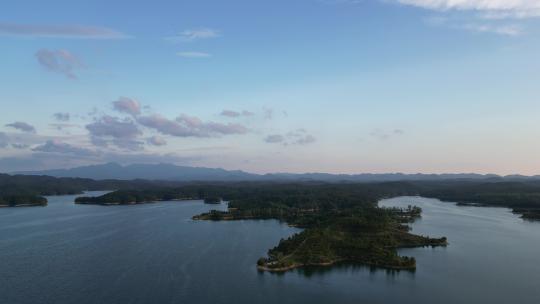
[0,193,539,304]
[266,262,417,279]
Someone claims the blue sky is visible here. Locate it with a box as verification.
[1,0,540,174]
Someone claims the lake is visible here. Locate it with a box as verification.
[1,193,539,303]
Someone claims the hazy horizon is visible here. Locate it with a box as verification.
[7,161,540,177]
[2,0,540,175]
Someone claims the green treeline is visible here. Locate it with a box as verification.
[6,174,540,270]
[188,183,447,271]
[0,173,209,207]
[420,180,540,219]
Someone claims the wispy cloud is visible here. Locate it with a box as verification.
[53,112,70,122]
[176,51,212,58]
[264,134,285,143]
[137,114,249,138]
[387,1,539,35]
[33,140,98,157]
[166,28,219,42]
[395,0,540,18]
[263,108,274,120]
[369,128,405,140]
[424,15,524,36]
[49,123,79,131]
[35,49,84,79]
[0,23,129,39]
[264,129,316,146]
[459,23,523,36]
[5,121,36,133]
[113,97,141,116]
[220,110,255,118]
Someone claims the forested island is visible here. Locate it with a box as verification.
[77,182,448,271]
[420,180,540,220]
[189,183,447,272]
[73,179,540,220]
[4,172,540,271]
[73,180,540,271]
[0,173,201,207]
[0,194,47,207]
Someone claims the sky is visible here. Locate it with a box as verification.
[1,0,540,175]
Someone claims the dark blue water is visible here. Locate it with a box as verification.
[1,193,539,303]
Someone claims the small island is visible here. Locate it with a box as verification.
[0,194,47,207]
[75,189,196,205]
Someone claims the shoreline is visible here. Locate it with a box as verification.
[0,203,47,208]
[256,259,422,273]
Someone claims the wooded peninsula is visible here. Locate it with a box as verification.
[4,174,540,271]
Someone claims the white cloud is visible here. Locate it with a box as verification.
[176,51,212,58]
[424,14,525,35]
[460,23,523,35]
[166,28,219,42]
[396,0,540,18]
[389,1,540,35]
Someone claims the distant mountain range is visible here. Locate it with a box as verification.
[11,162,540,182]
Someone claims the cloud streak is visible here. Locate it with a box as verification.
[264,129,316,146]
[33,140,98,156]
[5,121,36,133]
[220,110,255,118]
[0,23,129,39]
[166,28,219,42]
[36,49,84,79]
[53,112,70,121]
[396,0,540,18]
[389,1,539,36]
[137,114,249,138]
[459,23,523,36]
[176,51,212,58]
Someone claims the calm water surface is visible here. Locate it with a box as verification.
[1,193,539,303]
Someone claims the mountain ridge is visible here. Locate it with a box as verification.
[11,162,540,182]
